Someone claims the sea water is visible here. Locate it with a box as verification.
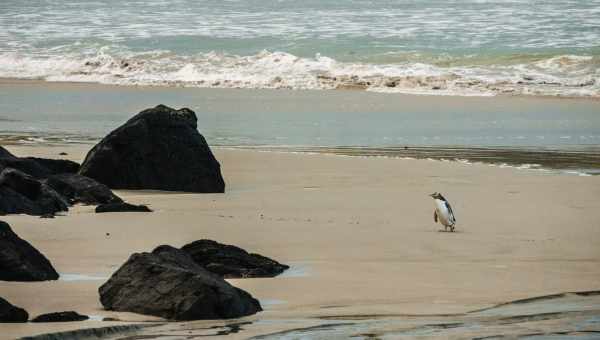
[1,0,599,97]
[1,84,599,150]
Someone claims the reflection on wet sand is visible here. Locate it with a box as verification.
[22,291,599,339]
[230,145,600,176]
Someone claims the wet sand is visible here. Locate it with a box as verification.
[228,145,600,176]
[1,144,600,339]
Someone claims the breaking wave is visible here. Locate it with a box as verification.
[0,48,598,97]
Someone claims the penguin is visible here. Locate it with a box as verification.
[429,192,456,232]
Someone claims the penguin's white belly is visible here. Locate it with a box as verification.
[435,200,453,226]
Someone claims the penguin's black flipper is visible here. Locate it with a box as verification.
[434,210,438,223]
[445,201,456,223]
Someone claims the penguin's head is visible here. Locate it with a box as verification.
[429,192,443,200]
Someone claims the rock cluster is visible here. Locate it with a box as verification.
[2,105,225,216]
[99,245,261,320]
[0,145,123,216]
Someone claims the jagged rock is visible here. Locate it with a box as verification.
[31,311,89,322]
[0,220,59,281]
[0,168,68,216]
[99,245,261,320]
[45,173,122,205]
[0,297,28,323]
[181,240,289,278]
[79,105,225,193]
[95,202,152,213]
[0,146,79,179]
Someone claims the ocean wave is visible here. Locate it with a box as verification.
[0,48,598,97]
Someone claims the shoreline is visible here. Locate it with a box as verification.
[225,145,600,176]
[3,139,600,176]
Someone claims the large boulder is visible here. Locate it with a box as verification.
[0,220,59,281]
[0,168,68,216]
[0,297,28,323]
[45,173,122,205]
[181,240,289,278]
[31,311,89,323]
[99,245,261,320]
[0,146,79,179]
[79,105,225,193]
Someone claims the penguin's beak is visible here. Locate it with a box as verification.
[429,193,435,198]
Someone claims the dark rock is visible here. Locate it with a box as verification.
[0,146,16,159]
[0,146,79,179]
[39,213,55,219]
[0,297,28,322]
[99,245,261,320]
[0,168,69,216]
[25,157,79,176]
[0,147,125,216]
[31,311,89,323]
[0,220,59,281]
[1,168,41,200]
[59,152,68,156]
[181,239,289,278]
[45,173,122,205]
[95,202,152,213]
[102,317,121,322]
[79,105,225,193]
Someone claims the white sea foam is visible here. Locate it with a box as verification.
[59,273,108,281]
[87,315,104,322]
[0,49,598,97]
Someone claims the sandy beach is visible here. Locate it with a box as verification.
[1,143,599,338]
[3,0,600,337]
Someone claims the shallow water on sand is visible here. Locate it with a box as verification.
[37,291,599,339]
[1,83,599,149]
